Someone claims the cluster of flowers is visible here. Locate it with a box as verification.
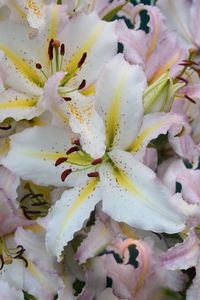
[0,0,200,299]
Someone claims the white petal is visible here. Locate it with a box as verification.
[128,112,188,160]
[0,281,24,300]
[45,179,100,260]
[43,72,106,158]
[95,54,146,150]
[59,12,118,87]
[160,230,199,270]
[100,150,185,233]
[0,21,44,94]
[0,88,43,122]
[2,125,90,187]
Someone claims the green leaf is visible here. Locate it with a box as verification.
[103,1,130,21]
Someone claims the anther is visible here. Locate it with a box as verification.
[185,95,196,104]
[48,39,54,60]
[55,157,68,166]
[87,171,99,178]
[66,146,79,155]
[0,124,12,130]
[4,256,13,265]
[60,43,65,56]
[72,139,80,146]
[35,63,42,69]
[78,52,87,68]
[63,97,72,101]
[176,76,188,84]
[92,158,102,165]
[78,79,86,90]
[61,169,72,182]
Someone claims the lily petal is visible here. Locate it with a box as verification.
[43,72,106,158]
[160,230,199,270]
[128,112,188,161]
[95,54,146,150]
[44,180,100,260]
[2,125,90,187]
[0,88,43,122]
[0,280,24,300]
[59,12,118,88]
[101,149,185,233]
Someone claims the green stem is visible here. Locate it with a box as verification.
[57,0,62,4]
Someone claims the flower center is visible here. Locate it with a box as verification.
[35,39,88,93]
[55,139,110,182]
[19,184,50,220]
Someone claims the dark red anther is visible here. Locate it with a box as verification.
[60,43,65,56]
[48,39,54,60]
[176,76,188,84]
[55,157,68,166]
[185,95,196,104]
[61,169,72,182]
[0,124,12,130]
[66,146,79,155]
[72,139,80,146]
[35,63,42,69]
[182,59,198,66]
[63,97,72,101]
[91,158,102,165]
[78,79,86,90]
[87,172,99,178]
[78,52,87,68]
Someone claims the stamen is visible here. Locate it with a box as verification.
[52,40,61,72]
[36,63,42,69]
[87,171,99,178]
[66,146,79,155]
[78,52,87,68]
[60,43,65,56]
[61,169,72,181]
[60,43,65,70]
[176,76,188,84]
[35,63,48,80]
[63,97,72,101]
[48,39,54,75]
[72,139,80,146]
[78,79,86,90]
[92,158,102,165]
[0,124,12,130]
[55,157,68,166]
[185,95,196,104]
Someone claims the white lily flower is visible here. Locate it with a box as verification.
[2,54,191,260]
[0,227,63,300]
[0,5,117,130]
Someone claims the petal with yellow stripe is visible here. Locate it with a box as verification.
[0,89,43,122]
[95,54,146,150]
[58,12,118,88]
[128,112,188,160]
[100,149,185,234]
[45,179,100,260]
[2,125,90,187]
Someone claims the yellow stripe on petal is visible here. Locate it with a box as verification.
[0,45,44,87]
[128,121,168,153]
[81,84,96,96]
[112,166,161,213]
[24,151,92,166]
[0,98,37,109]
[66,23,104,73]
[48,5,58,41]
[58,178,98,238]
[27,260,50,289]
[106,71,128,147]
